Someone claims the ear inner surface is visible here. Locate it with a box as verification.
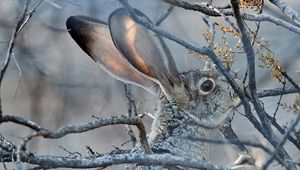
[66,16,158,94]
[108,8,189,105]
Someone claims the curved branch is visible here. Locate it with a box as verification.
[0,115,44,131]
[1,115,151,154]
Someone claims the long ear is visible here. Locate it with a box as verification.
[109,8,189,105]
[66,16,158,94]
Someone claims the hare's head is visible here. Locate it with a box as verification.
[178,69,242,127]
[66,8,242,126]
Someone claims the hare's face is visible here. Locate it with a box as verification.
[181,70,242,127]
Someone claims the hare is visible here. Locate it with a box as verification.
[66,8,255,170]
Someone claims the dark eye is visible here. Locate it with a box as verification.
[201,80,214,92]
[198,77,216,95]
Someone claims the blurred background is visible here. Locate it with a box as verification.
[0,0,299,169]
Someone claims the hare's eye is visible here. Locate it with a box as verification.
[198,77,215,95]
[201,80,214,92]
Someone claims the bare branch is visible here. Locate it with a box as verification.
[265,114,300,150]
[156,5,174,26]
[242,13,300,35]
[0,115,44,131]
[1,152,229,170]
[257,87,300,98]
[231,1,257,99]
[162,0,232,16]
[269,0,300,24]
[161,0,300,35]
[1,114,151,154]
[0,134,16,152]
[43,115,150,154]
[281,71,300,90]
[219,118,248,152]
[183,135,272,154]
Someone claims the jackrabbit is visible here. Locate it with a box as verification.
[66,8,255,170]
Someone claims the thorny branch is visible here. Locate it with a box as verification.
[1,0,300,169]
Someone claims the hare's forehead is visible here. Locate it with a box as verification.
[181,70,219,82]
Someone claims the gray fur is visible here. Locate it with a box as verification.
[131,70,243,170]
[149,70,241,159]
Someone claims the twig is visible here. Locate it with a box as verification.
[0,0,43,117]
[250,0,264,47]
[231,0,257,100]
[272,79,286,118]
[257,87,300,98]
[242,13,300,35]
[156,5,174,26]
[265,113,300,150]
[183,135,272,154]
[162,0,232,16]
[262,113,300,169]
[59,145,82,158]
[17,132,39,169]
[230,0,273,146]
[219,118,248,152]
[12,52,22,99]
[124,84,138,147]
[0,134,16,152]
[269,0,300,24]
[281,71,300,90]
[2,161,7,170]
[124,84,137,116]
[202,15,216,46]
